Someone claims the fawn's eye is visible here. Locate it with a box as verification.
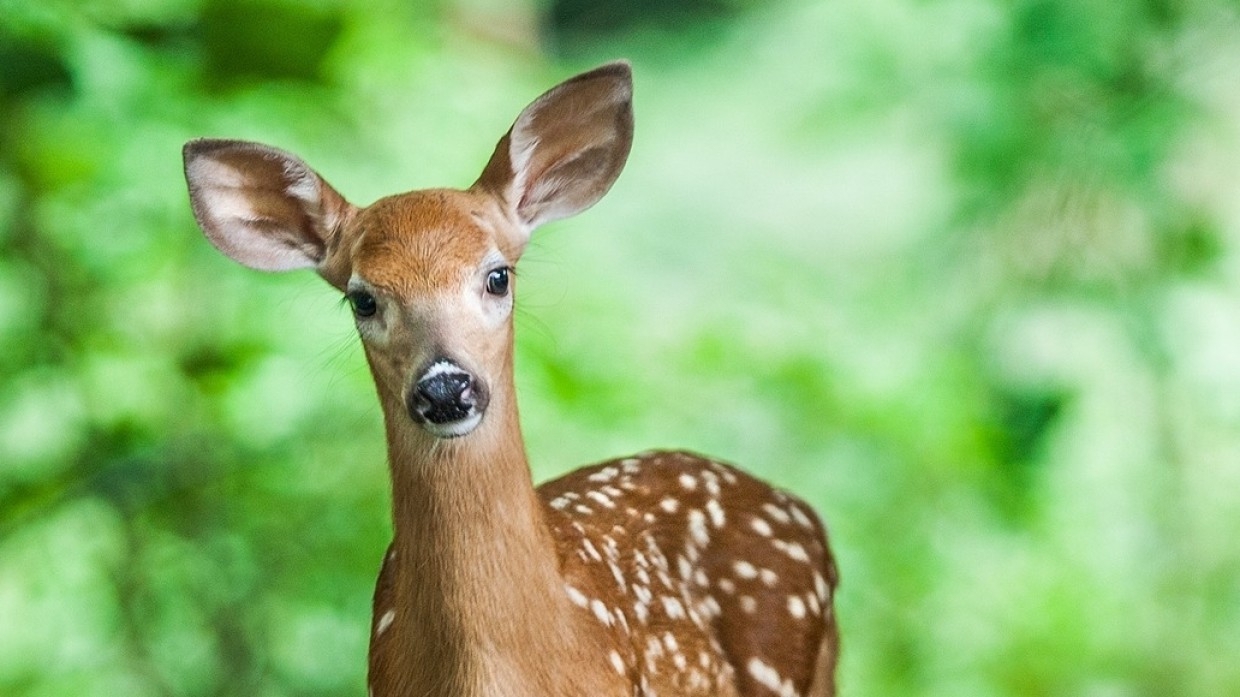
[485,268,510,296]
[348,290,378,318]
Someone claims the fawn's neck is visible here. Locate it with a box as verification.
[379,387,593,693]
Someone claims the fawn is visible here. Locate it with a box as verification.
[183,61,839,697]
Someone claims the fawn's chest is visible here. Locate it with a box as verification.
[367,542,633,697]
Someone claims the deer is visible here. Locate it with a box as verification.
[182,61,839,697]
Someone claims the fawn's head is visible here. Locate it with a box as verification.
[184,63,633,440]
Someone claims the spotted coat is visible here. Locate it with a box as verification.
[540,450,839,697]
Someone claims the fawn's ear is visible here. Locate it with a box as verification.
[473,61,634,237]
[183,139,356,288]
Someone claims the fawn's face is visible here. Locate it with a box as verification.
[341,190,526,438]
[184,62,633,440]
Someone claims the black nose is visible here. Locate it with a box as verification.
[411,363,476,425]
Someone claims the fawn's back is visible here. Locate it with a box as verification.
[544,451,838,696]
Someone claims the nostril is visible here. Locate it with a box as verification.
[416,372,473,407]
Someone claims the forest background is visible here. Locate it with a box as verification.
[2,0,1239,695]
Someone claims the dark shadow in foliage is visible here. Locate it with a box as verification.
[546,0,751,54]
[0,31,74,172]
[197,0,346,88]
[982,384,1067,525]
[1159,214,1224,279]
[0,34,73,102]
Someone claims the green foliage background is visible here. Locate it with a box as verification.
[2,0,1239,694]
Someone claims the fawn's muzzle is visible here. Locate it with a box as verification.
[409,359,487,437]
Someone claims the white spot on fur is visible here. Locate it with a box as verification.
[789,504,815,530]
[677,555,693,581]
[733,560,758,579]
[634,584,653,605]
[602,536,620,560]
[687,668,706,688]
[678,473,697,490]
[814,571,829,601]
[747,657,799,697]
[609,649,626,675]
[702,471,722,497]
[660,497,679,513]
[705,499,725,527]
[661,596,687,619]
[614,608,630,633]
[688,509,710,547]
[739,595,757,613]
[763,502,792,524]
[700,595,722,618]
[588,466,619,482]
[787,595,807,619]
[566,585,589,608]
[775,540,810,563]
[759,567,779,586]
[375,609,395,637]
[634,600,650,624]
[750,517,773,536]
[586,490,616,508]
[608,561,627,591]
[591,599,613,626]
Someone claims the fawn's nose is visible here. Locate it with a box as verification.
[409,359,487,437]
